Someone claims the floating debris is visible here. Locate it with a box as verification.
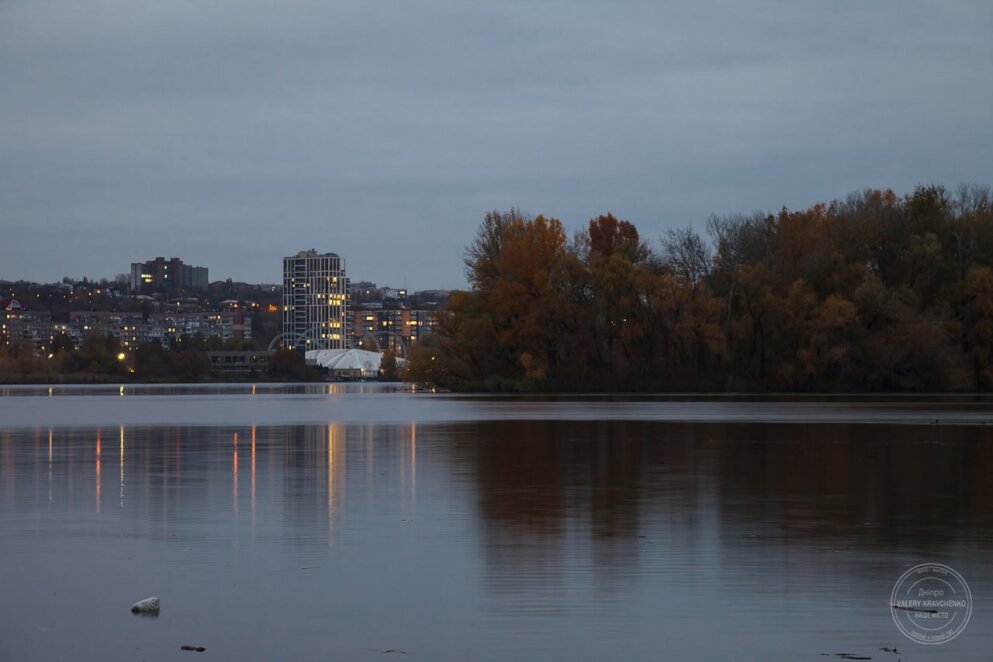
[130,597,160,614]
[180,645,207,652]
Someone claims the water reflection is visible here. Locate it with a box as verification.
[94,430,101,513]
[6,421,993,556]
[251,425,257,526]
[119,425,124,508]
[48,428,53,503]
[0,425,387,536]
[453,422,993,585]
[233,431,239,513]
[1,418,992,660]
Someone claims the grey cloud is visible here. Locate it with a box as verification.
[1,0,990,288]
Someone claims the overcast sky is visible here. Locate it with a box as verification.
[1,1,990,289]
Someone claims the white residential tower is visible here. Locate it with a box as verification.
[282,250,349,350]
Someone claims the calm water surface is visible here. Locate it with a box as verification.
[1,385,992,661]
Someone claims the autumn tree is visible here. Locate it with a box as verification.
[411,185,993,393]
[379,349,399,381]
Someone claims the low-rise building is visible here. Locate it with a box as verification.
[207,351,272,376]
[1,298,56,353]
[69,311,251,350]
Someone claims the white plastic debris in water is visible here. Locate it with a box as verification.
[130,597,160,613]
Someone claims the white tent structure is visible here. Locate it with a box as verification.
[306,348,406,379]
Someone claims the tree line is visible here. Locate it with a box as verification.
[0,334,309,383]
[406,185,993,392]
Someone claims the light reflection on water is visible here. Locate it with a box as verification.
[0,397,992,660]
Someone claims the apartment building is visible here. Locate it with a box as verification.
[130,257,209,293]
[282,250,350,350]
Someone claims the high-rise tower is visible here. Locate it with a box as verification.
[282,250,349,350]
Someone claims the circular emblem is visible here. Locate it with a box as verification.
[890,563,972,644]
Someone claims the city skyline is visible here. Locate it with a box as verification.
[2,1,991,289]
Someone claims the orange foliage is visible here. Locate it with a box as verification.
[414,185,993,392]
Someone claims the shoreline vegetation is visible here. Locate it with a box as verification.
[0,334,314,384]
[405,184,993,393]
[5,185,993,393]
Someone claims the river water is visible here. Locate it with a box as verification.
[1,385,991,661]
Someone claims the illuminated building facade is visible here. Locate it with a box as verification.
[68,311,251,350]
[129,257,208,293]
[352,308,441,354]
[2,297,249,355]
[1,297,56,353]
[282,250,349,351]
